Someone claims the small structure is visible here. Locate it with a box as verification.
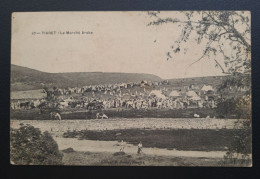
[190,96,201,101]
[11,89,47,100]
[201,85,214,92]
[169,90,180,97]
[10,89,47,110]
[149,90,166,99]
[186,90,199,98]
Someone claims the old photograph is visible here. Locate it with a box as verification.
[10,11,251,166]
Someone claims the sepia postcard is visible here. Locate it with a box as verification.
[10,11,252,166]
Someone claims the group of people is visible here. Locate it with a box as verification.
[49,80,217,110]
[11,79,218,112]
[119,140,143,154]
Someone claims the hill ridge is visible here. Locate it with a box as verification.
[11,64,162,91]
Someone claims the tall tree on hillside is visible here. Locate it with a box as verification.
[148,11,251,74]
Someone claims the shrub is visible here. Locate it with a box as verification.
[216,95,251,119]
[113,152,125,156]
[222,119,252,166]
[10,125,63,165]
[62,147,75,153]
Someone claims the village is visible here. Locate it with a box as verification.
[10,79,222,113]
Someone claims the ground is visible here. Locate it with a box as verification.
[10,118,252,166]
[61,151,225,166]
[10,108,218,120]
[63,128,237,151]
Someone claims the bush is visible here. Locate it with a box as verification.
[113,152,125,156]
[62,147,75,153]
[222,119,252,166]
[10,125,63,165]
[216,95,251,119]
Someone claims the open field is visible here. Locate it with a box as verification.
[11,118,244,132]
[63,128,239,151]
[61,151,226,166]
[61,150,251,166]
[10,118,251,166]
[11,107,244,121]
[11,118,250,152]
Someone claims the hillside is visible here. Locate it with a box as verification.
[11,65,162,91]
[167,76,228,88]
[11,64,250,92]
[166,74,250,90]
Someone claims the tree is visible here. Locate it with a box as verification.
[148,11,251,74]
[10,125,63,165]
[222,117,252,166]
[148,11,252,165]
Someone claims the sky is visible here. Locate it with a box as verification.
[11,11,226,79]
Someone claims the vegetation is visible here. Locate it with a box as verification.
[217,75,251,165]
[148,11,251,74]
[217,74,251,95]
[62,151,225,166]
[10,124,63,165]
[216,95,251,119]
[148,11,251,165]
[221,119,252,166]
[63,128,241,151]
[10,108,217,120]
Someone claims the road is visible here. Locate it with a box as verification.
[55,137,227,158]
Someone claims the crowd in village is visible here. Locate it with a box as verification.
[11,80,218,111]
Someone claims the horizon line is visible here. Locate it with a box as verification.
[11,63,229,80]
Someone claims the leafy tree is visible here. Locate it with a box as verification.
[10,125,63,165]
[148,11,251,74]
[216,95,251,119]
[148,11,251,165]
[222,118,252,166]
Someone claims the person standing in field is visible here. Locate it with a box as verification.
[96,113,100,119]
[54,112,62,120]
[137,141,143,154]
[50,111,62,120]
[119,140,125,152]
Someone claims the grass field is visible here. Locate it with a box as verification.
[63,128,245,151]
[11,107,239,120]
[61,151,225,166]
[11,118,242,132]
[61,150,251,166]
[11,119,248,152]
[10,119,251,166]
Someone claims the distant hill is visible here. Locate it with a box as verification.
[166,74,250,89]
[167,76,229,88]
[11,64,250,92]
[11,65,162,91]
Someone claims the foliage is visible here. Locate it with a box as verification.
[216,78,252,165]
[216,95,251,119]
[222,119,252,166]
[10,125,63,165]
[216,74,251,119]
[148,11,251,74]
[62,147,75,153]
[63,128,238,151]
[217,74,251,95]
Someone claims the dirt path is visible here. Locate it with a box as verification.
[54,137,226,158]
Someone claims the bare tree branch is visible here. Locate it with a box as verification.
[148,11,251,74]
